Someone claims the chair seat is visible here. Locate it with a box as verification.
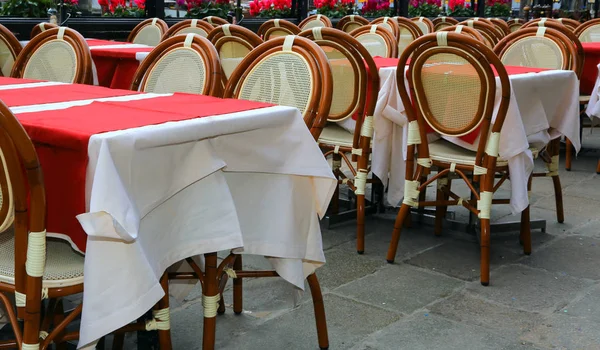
[0,232,84,288]
[429,139,509,168]
[318,124,354,148]
[579,95,590,104]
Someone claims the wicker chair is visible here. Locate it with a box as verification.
[337,15,370,33]
[440,24,486,44]
[467,17,505,38]
[349,25,397,58]
[206,24,263,83]
[0,24,21,77]
[221,35,331,349]
[557,18,581,31]
[494,27,578,224]
[507,18,525,32]
[130,33,222,96]
[299,14,333,29]
[526,17,580,32]
[386,32,524,286]
[574,18,600,42]
[30,22,58,39]
[299,27,380,254]
[127,18,168,46]
[203,16,229,27]
[411,17,434,34]
[396,17,423,56]
[257,19,301,40]
[488,18,510,36]
[162,19,215,39]
[459,20,502,48]
[371,17,399,39]
[0,101,174,349]
[11,27,93,85]
[433,16,459,31]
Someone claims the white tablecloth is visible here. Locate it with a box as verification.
[15,96,336,348]
[586,63,600,120]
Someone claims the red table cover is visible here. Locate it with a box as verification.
[0,77,42,86]
[17,92,273,252]
[582,42,600,95]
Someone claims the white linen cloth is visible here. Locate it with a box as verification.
[342,66,580,214]
[586,64,600,120]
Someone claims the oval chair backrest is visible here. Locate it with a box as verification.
[162,19,215,40]
[557,18,580,31]
[350,25,397,58]
[441,25,486,45]
[460,20,501,48]
[223,36,333,138]
[433,17,459,31]
[0,24,22,77]
[337,15,370,33]
[203,16,229,27]
[507,19,524,33]
[396,17,422,57]
[299,14,333,30]
[30,22,58,40]
[12,27,92,84]
[130,33,222,96]
[488,18,510,37]
[127,18,168,46]
[411,17,434,35]
[575,18,600,42]
[257,19,301,40]
[370,17,399,40]
[207,24,263,81]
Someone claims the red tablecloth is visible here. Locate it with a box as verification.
[16,90,272,252]
[0,83,138,107]
[0,77,41,85]
[582,42,600,95]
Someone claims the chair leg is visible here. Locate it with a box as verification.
[386,204,411,263]
[232,254,243,315]
[565,138,572,171]
[53,299,67,350]
[480,218,491,286]
[520,176,532,255]
[597,159,600,174]
[156,273,172,350]
[356,192,365,254]
[434,178,450,236]
[202,253,219,350]
[112,333,125,350]
[548,139,564,223]
[307,273,329,350]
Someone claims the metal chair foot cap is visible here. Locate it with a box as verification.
[566,168,571,171]
[357,250,364,254]
[320,347,329,349]
[524,251,531,256]
[386,259,394,264]
[558,220,564,224]
[234,311,243,315]
[217,310,225,315]
[481,281,489,286]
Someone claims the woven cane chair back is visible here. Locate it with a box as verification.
[0,24,21,77]
[257,19,301,40]
[203,16,229,27]
[223,36,333,138]
[12,27,92,84]
[494,27,576,73]
[371,17,399,39]
[507,18,524,32]
[127,18,168,46]
[162,19,215,39]
[30,22,58,40]
[575,18,600,42]
[299,14,333,30]
[350,25,397,58]
[459,20,501,48]
[207,24,263,80]
[337,15,369,33]
[411,17,434,34]
[441,25,486,44]
[131,34,222,96]
[433,17,459,31]
[396,17,423,57]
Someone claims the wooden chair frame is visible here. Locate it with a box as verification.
[440,24,486,44]
[349,25,398,58]
[469,17,505,39]
[337,15,369,33]
[433,16,459,31]
[130,33,223,97]
[161,19,215,40]
[387,32,523,286]
[299,14,333,29]
[0,23,22,77]
[507,18,525,32]
[396,16,423,54]
[488,18,510,36]
[11,27,93,85]
[556,18,581,31]
[411,17,434,34]
[299,27,380,253]
[257,19,301,40]
[203,16,229,27]
[30,22,58,40]
[371,17,400,39]
[459,20,502,48]
[574,18,600,42]
[126,17,168,44]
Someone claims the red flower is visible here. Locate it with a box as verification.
[98,0,108,6]
[134,0,145,9]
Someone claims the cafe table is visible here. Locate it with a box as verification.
[0,77,336,348]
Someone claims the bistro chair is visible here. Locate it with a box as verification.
[337,14,370,33]
[131,33,222,96]
[0,24,22,77]
[507,18,525,32]
[162,19,215,39]
[574,18,600,42]
[459,20,502,48]
[127,18,168,46]
[557,18,581,31]
[350,25,397,58]
[411,17,434,34]
[206,24,263,82]
[433,16,459,31]
[526,17,579,31]
[440,25,486,44]
[386,32,526,286]
[299,27,380,254]
[396,17,423,56]
[30,22,58,39]
[221,35,332,349]
[0,101,173,349]
[467,17,505,39]
[12,27,93,84]
[494,27,578,224]
[371,17,400,39]
[488,18,510,36]
[299,14,333,29]
[203,15,229,27]
[257,19,301,40]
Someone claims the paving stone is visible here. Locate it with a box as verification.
[524,236,600,280]
[217,294,401,350]
[534,195,600,223]
[428,291,545,339]
[333,264,464,314]
[521,314,600,350]
[572,219,600,238]
[561,284,600,323]
[564,176,600,201]
[321,220,362,250]
[351,313,539,350]
[315,248,386,290]
[466,264,593,313]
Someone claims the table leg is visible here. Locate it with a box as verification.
[202,253,219,350]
